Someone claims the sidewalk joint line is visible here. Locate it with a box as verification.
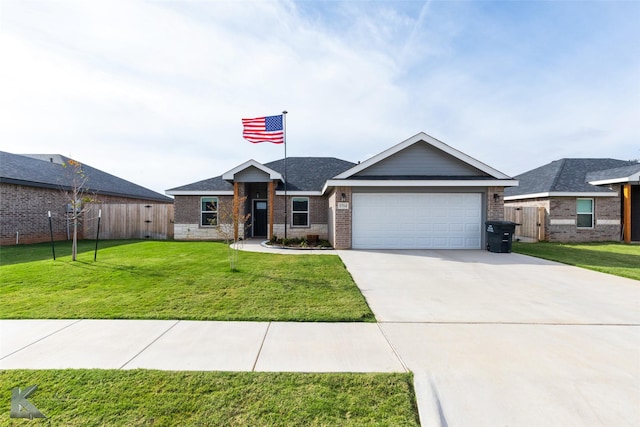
[252,322,271,372]
[1,319,83,360]
[119,320,180,369]
[376,323,410,373]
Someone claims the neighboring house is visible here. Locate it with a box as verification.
[504,158,640,243]
[0,152,173,245]
[166,132,517,249]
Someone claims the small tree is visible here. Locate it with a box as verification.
[60,159,95,261]
[213,196,251,271]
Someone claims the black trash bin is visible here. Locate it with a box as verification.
[485,221,517,253]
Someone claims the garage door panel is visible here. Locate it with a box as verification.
[352,193,482,249]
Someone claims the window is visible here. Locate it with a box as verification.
[577,198,593,228]
[201,197,218,226]
[292,197,309,227]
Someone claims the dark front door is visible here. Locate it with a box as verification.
[632,186,640,242]
[253,200,268,237]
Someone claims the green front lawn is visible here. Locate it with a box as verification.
[0,240,374,321]
[0,370,419,426]
[512,242,640,280]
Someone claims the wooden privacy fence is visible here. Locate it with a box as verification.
[84,203,174,240]
[504,206,546,242]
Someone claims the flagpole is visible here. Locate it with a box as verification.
[282,110,288,240]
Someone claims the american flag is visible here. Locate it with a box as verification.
[242,115,284,144]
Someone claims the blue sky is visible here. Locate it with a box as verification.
[1,0,638,194]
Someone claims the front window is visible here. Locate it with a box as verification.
[292,197,309,227]
[577,198,593,228]
[201,197,218,226]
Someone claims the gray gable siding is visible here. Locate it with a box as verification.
[234,166,272,183]
[354,142,489,178]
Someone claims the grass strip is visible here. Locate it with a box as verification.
[0,370,419,426]
[0,240,374,322]
[512,242,640,280]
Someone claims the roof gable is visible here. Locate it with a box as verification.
[0,151,172,202]
[351,140,490,178]
[335,132,511,180]
[222,159,282,182]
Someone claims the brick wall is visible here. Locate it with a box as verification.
[486,186,505,221]
[331,186,352,249]
[174,194,330,241]
[548,196,620,242]
[1,183,171,245]
[505,194,620,242]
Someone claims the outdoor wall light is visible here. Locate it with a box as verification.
[341,193,347,202]
[493,193,500,202]
[256,192,260,199]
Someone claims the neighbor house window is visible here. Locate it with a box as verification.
[576,198,593,228]
[292,197,309,227]
[201,197,218,226]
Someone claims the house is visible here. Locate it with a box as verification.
[166,132,517,249]
[504,158,640,243]
[0,152,173,245]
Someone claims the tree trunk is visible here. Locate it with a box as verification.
[72,216,78,261]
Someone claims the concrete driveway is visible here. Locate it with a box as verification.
[338,249,640,426]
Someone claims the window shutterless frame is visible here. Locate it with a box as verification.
[576,198,594,228]
[201,197,218,227]
[291,197,309,227]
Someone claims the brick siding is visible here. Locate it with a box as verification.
[486,186,505,221]
[173,193,330,241]
[331,186,352,249]
[505,191,621,242]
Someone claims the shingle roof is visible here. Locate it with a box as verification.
[264,157,356,191]
[166,175,234,192]
[167,157,356,193]
[505,158,636,198]
[0,151,172,202]
[585,163,640,182]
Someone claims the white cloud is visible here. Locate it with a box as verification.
[1,0,638,191]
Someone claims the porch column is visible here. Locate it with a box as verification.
[233,182,239,242]
[268,181,275,239]
[623,184,631,243]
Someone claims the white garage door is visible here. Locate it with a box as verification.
[352,193,482,249]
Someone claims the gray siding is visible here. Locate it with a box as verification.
[355,142,488,177]
[234,166,272,183]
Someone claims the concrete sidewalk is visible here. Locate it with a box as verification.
[0,319,404,373]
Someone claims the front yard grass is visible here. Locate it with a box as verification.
[0,370,419,426]
[512,242,640,281]
[0,240,374,321]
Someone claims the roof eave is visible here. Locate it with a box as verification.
[588,173,640,186]
[505,191,619,201]
[323,179,519,194]
[165,190,234,196]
